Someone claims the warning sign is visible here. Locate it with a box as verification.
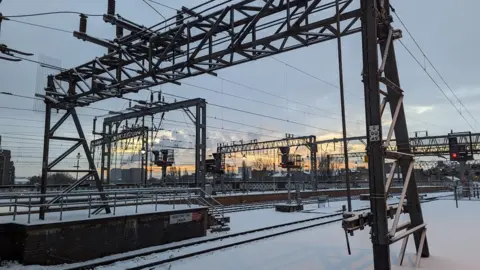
[169,213,193,224]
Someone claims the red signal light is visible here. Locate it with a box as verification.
[452,153,457,158]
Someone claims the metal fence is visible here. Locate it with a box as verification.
[0,187,223,224]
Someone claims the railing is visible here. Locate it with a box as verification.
[0,181,450,194]
[0,187,203,224]
[189,188,226,225]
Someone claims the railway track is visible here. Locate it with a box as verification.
[66,213,342,270]
[221,195,360,213]
[66,194,451,270]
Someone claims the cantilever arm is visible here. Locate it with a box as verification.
[0,55,21,61]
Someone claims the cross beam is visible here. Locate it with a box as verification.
[324,132,480,160]
[46,0,361,109]
[216,135,317,189]
[217,135,316,154]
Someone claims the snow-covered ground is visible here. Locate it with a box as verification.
[0,192,461,270]
[0,204,205,225]
[119,198,476,270]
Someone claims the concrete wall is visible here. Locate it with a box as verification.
[211,186,449,205]
[0,207,208,265]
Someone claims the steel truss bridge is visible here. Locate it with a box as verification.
[36,0,430,267]
[323,132,480,161]
[216,135,318,188]
[217,135,316,154]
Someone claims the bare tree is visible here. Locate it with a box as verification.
[318,154,330,175]
[252,157,268,171]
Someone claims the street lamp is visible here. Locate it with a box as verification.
[74,152,81,182]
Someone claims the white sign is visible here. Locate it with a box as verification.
[169,213,193,224]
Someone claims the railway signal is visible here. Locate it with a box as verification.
[448,132,474,162]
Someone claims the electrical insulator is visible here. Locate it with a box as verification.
[46,75,55,90]
[79,14,88,33]
[68,82,76,96]
[176,11,183,26]
[107,0,116,16]
[150,92,154,103]
[116,25,123,38]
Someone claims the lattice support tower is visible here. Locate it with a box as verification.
[341,0,429,268]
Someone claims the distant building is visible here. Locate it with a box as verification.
[0,150,14,185]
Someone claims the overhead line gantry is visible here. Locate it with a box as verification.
[39,1,429,268]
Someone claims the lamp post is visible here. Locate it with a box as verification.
[141,147,146,187]
[74,153,81,182]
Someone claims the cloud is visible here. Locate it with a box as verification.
[407,105,434,115]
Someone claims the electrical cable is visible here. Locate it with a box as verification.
[1,11,104,18]
[145,0,178,11]
[391,5,478,130]
[181,81,362,125]
[159,92,341,134]
[141,0,166,20]
[397,40,475,131]
[5,18,71,33]
[391,6,479,126]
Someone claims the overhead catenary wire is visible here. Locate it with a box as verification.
[159,92,342,134]
[390,5,479,127]
[1,89,338,137]
[1,11,104,18]
[0,114,283,141]
[397,40,475,131]
[0,96,288,138]
[145,0,178,11]
[141,0,166,20]
[390,5,478,131]
[5,18,71,33]
[181,82,362,125]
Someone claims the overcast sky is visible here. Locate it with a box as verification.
[0,0,479,177]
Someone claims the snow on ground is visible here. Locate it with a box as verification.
[132,198,477,270]
[0,203,204,225]
[0,192,456,270]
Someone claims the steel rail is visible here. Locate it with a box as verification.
[64,194,451,270]
[124,196,450,270]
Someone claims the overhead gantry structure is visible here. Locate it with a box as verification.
[98,98,206,187]
[216,135,318,188]
[324,132,480,162]
[39,1,428,268]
